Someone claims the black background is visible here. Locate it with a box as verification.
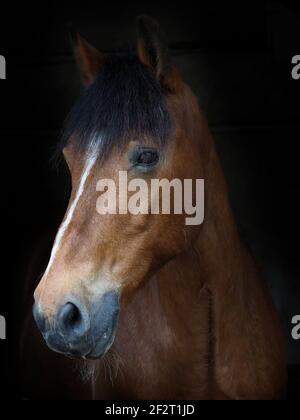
[0,0,299,400]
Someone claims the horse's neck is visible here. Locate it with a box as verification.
[189,143,286,399]
[196,143,245,291]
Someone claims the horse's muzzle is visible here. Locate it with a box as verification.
[32,291,120,359]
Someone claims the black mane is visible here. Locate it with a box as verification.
[59,53,172,159]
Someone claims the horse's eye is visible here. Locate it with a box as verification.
[129,147,159,168]
[137,150,159,165]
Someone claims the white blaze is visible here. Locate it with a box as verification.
[44,151,98,276]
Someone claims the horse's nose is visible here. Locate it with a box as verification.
[32,300,90,356]
[33,301,89,338]
[32,291,120,359]
[57,302,88,337]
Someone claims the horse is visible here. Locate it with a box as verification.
[21,15,287,400]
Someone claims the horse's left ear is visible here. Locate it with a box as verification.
[71,33,104,88]
[136,15,181,92]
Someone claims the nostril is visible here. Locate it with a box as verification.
[58,302,85,336]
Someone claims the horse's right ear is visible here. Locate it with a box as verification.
[136,15,181,92]
[71,33,104,88]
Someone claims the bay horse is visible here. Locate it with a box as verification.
[21,16,287,400]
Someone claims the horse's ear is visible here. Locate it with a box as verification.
[71,33,104,88]
[136,15,181,92]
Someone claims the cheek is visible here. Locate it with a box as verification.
[148,212,202,263]
[115,214,186,270]
[153,216,188,252]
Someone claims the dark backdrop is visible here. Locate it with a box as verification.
[0,0,299,399]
